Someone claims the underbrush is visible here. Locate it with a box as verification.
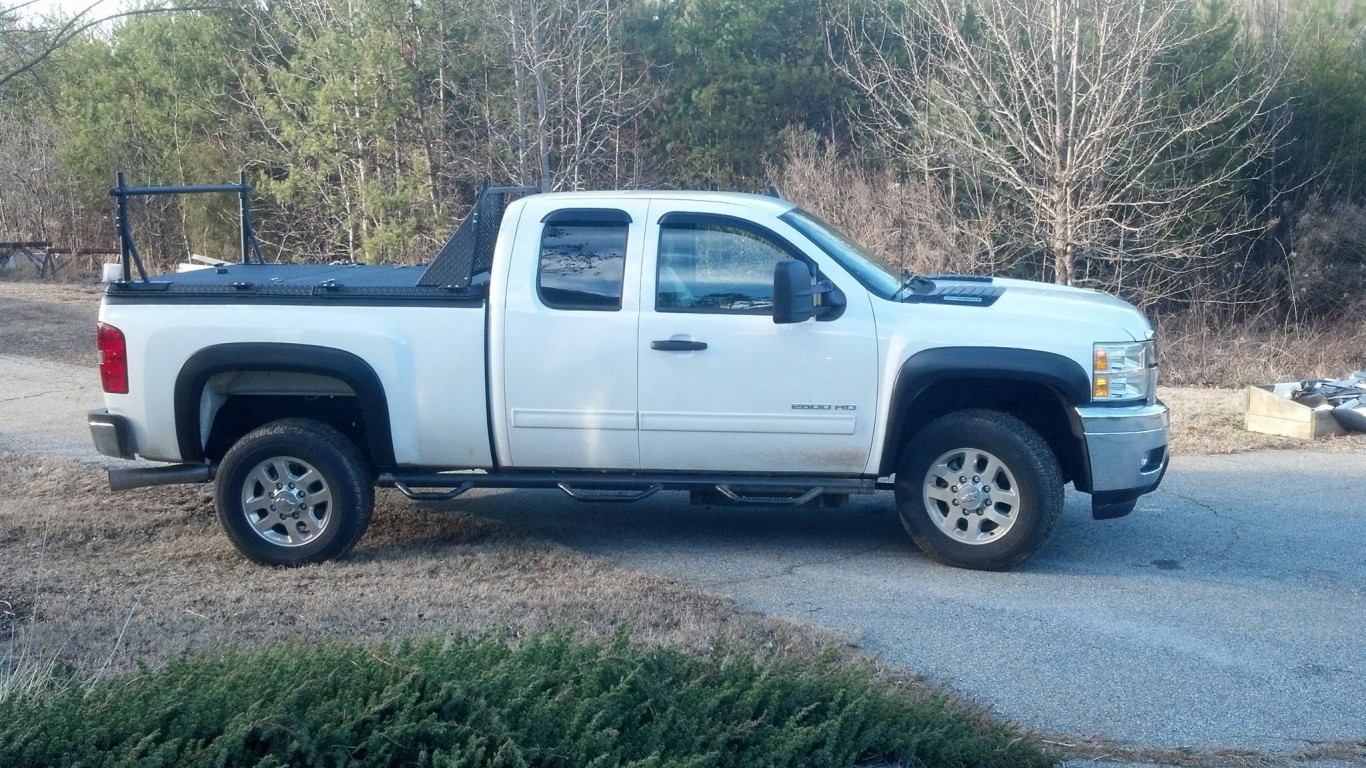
[1156,311,1366,388]
[0,632,1051,768]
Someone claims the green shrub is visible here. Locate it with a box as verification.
[0,632,1050,768]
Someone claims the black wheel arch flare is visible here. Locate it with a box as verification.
[879,347,1091,477]
[173,343,396,469]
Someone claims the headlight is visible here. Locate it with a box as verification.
[1093,341,1154,401]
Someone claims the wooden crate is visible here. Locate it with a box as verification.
[1244,383,1349,439]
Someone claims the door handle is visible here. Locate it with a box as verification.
[650,339,708,352]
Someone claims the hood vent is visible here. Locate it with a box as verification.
[902,279,1004,307]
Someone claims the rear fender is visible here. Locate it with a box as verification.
[173,343,395,469]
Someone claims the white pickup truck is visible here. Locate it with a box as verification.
[89,182,1168,571]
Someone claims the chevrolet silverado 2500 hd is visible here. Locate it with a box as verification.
[89,181,1168,571]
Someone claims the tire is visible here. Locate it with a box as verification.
[894,409,1062,571]
[214,419,374,566]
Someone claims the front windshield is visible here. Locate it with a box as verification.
[780,208,902,299]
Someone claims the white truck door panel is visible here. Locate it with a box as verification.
[499,201,648,469]
[637,203,879,473]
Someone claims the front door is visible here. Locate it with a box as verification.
[636,202,879,474]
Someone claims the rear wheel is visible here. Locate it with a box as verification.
[895,409,1062,570]
[215,419,374,566]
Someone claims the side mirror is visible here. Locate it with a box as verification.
[773,260,816,324]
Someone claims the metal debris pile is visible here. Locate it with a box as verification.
[1290,371,1366,431]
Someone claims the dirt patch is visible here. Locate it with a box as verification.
[0,452,856,687]
[0,281,102,367]
[0,596,34,633]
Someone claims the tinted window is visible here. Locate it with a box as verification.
[656,222,793,314]
[538,223,628,311]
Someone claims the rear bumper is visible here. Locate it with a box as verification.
[90,408,216,490]
[1075,401,1170,518]
[88,408,136,460]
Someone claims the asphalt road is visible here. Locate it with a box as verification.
[4,352,1363,755]
[454,450,1366,754]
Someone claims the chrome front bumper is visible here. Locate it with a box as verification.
[1075,401,1169,518]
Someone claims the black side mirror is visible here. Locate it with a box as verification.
[773,260,816,324]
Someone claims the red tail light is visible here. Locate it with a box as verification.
[97,323,129,394]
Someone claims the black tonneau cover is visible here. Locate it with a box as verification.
[104,262,474,302]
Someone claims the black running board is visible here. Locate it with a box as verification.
[380,470,879,504]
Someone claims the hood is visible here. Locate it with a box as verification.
[988,277,1151,341]
[899,274,1152,342]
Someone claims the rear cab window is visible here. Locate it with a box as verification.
[537,209,632,311]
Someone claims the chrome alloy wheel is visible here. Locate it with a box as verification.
[240,456,333,547]
[921,447,1021,544]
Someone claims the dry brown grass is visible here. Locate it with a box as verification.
[1158,311,1366,388]
[0,452,850,691]
[1160,386,1365,455]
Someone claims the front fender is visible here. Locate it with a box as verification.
[877,346,1090,475]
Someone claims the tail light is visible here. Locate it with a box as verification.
[97,323,129,394]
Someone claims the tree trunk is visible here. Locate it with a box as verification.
[531,9,552,192]
[510,0,530,186]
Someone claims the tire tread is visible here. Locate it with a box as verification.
[215,418,373,566]
[895,408,1063,571]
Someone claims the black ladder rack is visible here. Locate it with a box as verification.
[111,170,265,283]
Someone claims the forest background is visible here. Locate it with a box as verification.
[1,0,1363,342]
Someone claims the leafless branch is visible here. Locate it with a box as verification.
[1,4,220,89]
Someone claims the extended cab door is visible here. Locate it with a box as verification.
[636,202,879,474]
[496,199,649,469]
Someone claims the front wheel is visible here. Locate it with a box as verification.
[215,419,374,566]
[895,409,1062,570]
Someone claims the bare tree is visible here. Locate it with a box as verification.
[837,0,1283,303]
[496,0,653,191]
[769,132,1009,278]
[0,109,60,241]
[0,109,103,252]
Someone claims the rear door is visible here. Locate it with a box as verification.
[636,202,879,473]
[498,200,648,469]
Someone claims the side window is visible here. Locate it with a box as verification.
[656,221,794,314]
[538,220,628,311]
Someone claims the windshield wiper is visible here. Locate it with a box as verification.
[893,269,935,301]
